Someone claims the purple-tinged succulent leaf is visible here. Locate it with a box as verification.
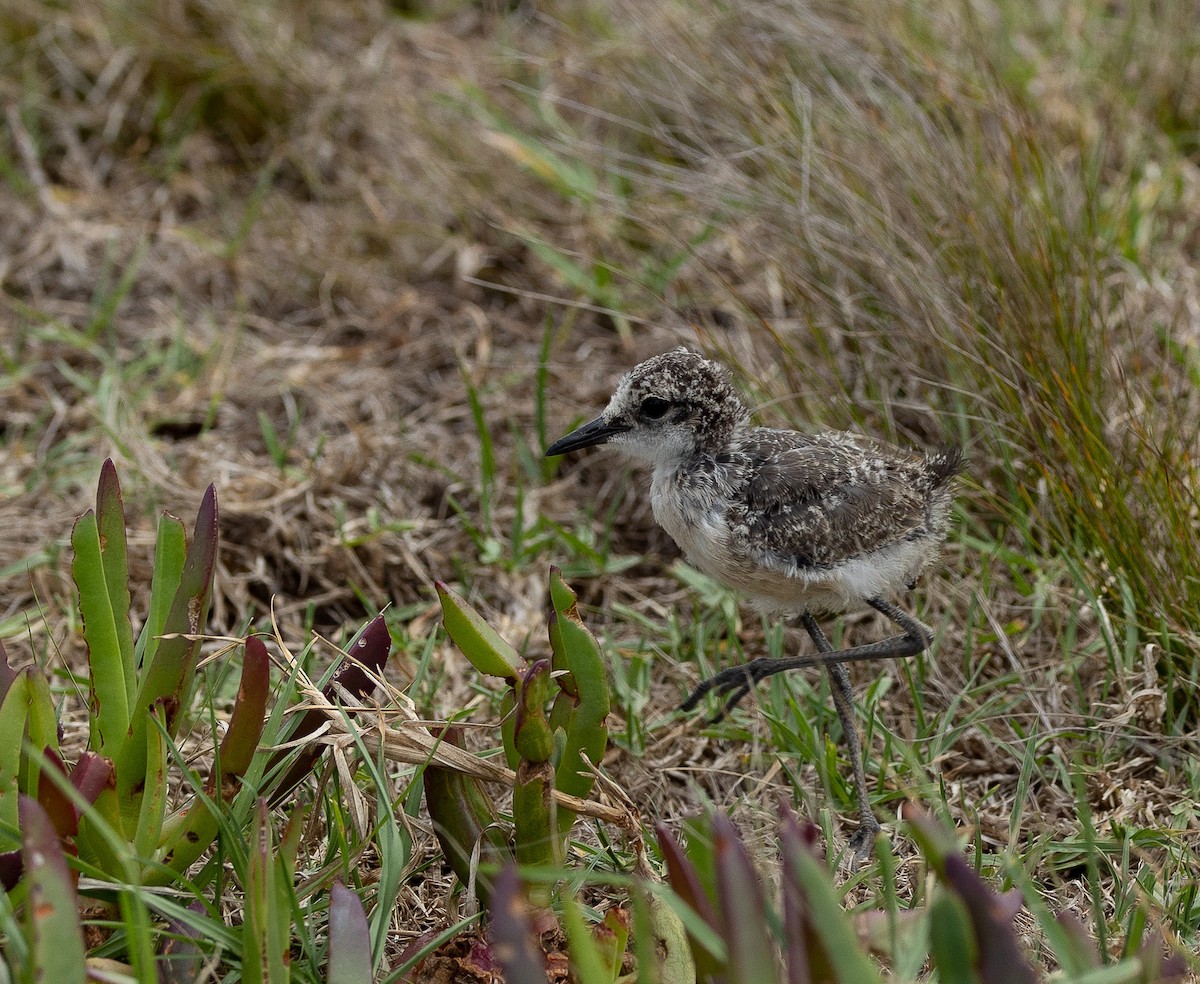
[158,900,207,984]
[19,795,87,981]
[779,809,839,984]
[712,812,779,984]
[36,748,79,842]
[657,818,726,980]
[70,751,115,809]
[328,880,373,984]
[1136,931,1189,983]
[780,809,885,984]
[488,863,547,984]
[1054,911,1101,974]
[219,636,271,777]
[95,459,136,698]
[0,849,22,891]
[153,632,268,883]
[941,854,1037,984]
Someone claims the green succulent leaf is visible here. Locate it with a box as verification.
[71,509,130,760]
[0,671,31,850]
[435,580,524,679]
[116,484,218,807]
[514,660,554,764]
[135,511,187,670]
[423,727,507,907]
[929,889,979,984]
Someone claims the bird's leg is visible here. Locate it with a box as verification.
[680,596,928,854]
[680,596,931,718]
[803,614,881,856]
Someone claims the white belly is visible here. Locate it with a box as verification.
[648,470,934,616]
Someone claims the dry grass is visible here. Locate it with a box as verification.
[1,0,1198,977]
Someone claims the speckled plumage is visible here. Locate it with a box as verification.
[546,347,965,852]
[550,347,963,616]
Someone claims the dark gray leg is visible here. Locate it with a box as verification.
[679,596,930,715]
[679,596,928,856]
[803,614,881,856]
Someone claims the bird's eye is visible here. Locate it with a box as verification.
[639,396,671,420]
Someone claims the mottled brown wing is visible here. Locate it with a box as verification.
[730,430,934,568]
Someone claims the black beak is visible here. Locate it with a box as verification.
[545,415,629,456]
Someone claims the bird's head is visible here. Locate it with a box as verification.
[545,348,749,466]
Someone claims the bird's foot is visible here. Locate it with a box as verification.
[679,659,782,723]
[847,815,885,861]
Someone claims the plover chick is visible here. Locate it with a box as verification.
[546,347,963,853]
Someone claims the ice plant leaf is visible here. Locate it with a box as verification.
[514,660,553,763]
[35,748,78,843]
[95,459,136,701]
[436,580,524,679]
[22,667,59,795]
[712,812,779,984]
[423,726,507,907]
[488,863,547,984]
[545,568,609,841]
[929,888,978,984]
[781,811,886,984]
[72,509,129,759]
[328,880,373,984]
[158,901,206,984]
[19,794,87,983]
[155,637,271,883]
[0,670,30,850]
[942,854,1038,984]
[135,511,187,669]
[655,820,723,977]
[220,635,271,775]
[116,485,217,804]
